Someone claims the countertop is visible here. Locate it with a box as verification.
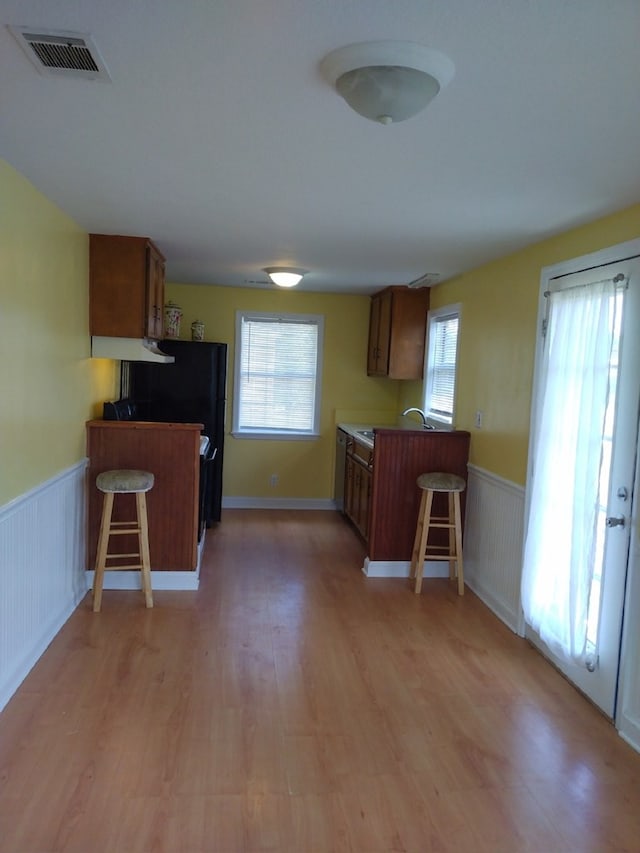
[338,418,452,449]
[338,423,378,448]
[87,420,203,432]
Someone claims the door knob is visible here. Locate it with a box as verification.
[606,516,625,528]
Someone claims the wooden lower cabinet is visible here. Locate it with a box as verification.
[341,428,471,561]
[86,420,201,571]
[345,455,371,540]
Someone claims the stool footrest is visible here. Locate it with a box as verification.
[105,552,142,559]
[421,544,455,552]
[424,554,456,563]
[107,527,142,535]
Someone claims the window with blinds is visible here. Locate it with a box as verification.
[422,306,461,425]
[232,311,324,437]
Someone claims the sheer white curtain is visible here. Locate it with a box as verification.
[521,278,617,664]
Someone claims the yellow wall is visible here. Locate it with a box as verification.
[0,160,118,506]
[169,202,640,496]
[425,203,640,485]
[4,151,635,503]
[165,283,401,498]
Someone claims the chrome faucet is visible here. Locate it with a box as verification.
[401,407,435,429]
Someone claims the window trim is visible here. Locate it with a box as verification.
[422,303,462,428]
[231,310,324,440]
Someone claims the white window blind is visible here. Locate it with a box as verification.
[423,307,460,425]
[233,312,323,436]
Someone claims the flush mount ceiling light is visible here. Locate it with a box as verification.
[320,40,454,125]
[263,267,308,288]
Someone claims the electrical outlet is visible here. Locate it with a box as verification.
[475,410,483,429]
[270,474,278,487]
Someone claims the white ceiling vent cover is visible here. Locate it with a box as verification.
[408,272,440,288]
[9,26,111,81]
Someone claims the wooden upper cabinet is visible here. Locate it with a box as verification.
[90,234,166,339]
[367,286,430,379]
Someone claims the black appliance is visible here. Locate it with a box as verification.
[120,340,227,528]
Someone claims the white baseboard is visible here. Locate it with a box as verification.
[362,558,451,578]
[619,728,640,754]
[222,497,335,510]
[84,569,199,591]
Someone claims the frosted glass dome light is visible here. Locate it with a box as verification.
[320,41,455,125]
[263,267,308,288]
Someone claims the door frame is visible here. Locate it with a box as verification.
[520,238,640,719]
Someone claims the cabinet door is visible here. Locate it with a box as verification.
[345,455,356,521]
[367,290,392,376]
[375,290,392,375]
[367,296,381,374]
[90,234,166,339]
[367,287,429,379]
[387,288,429,379]
[90,234,147,338]
[345,456,371,542]
[145,242,165,339]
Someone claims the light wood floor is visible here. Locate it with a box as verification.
[1,509,640,852]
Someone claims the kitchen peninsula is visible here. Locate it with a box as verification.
[337,424,470,577]
[86,420,203,588]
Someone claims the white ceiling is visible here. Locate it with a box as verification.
[1,1,639,295]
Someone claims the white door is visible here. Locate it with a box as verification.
[523,249,640,718]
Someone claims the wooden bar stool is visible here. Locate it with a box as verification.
[410,472,466,596]
[93,469,154,612]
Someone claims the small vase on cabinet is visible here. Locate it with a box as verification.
[164,301,182,338]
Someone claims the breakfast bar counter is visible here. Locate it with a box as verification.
[86,420,202,575]
[336,423,471,574]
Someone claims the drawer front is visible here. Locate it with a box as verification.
[351,439,373,468]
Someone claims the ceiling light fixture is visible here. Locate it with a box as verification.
[320,40,454,125]
[263,267,307,288]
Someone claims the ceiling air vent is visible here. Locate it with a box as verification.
[408,272,440,288]
[9,26,111,81]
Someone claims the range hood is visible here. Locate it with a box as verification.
[91,336,175,363]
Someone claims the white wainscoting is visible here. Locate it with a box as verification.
[463,464,525,633]
[0,461,89,713]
